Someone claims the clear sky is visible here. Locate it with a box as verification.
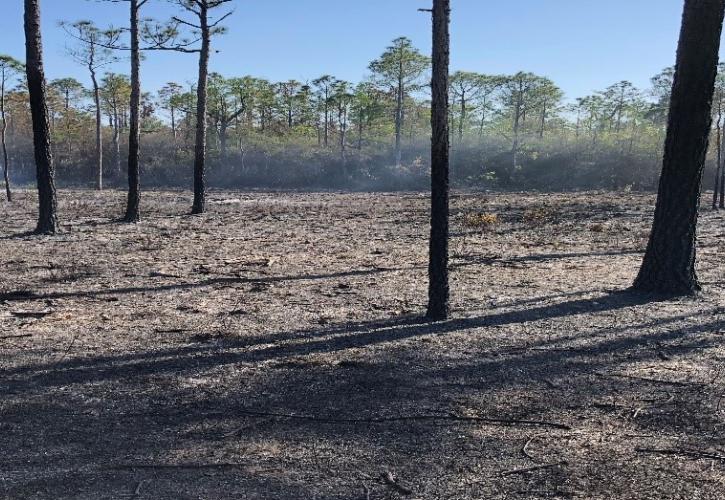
[0,0,708,101]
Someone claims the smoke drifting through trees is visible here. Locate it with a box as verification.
[3,30,725,192]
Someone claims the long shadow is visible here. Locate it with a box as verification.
[0,267,412,302]
[2,290,668,390]
[0,249,642,303]
[3,294,723,499]
[0,230,40,241]
[453,249,642,266]
[0,288,602,377]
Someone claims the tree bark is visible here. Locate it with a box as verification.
[192,2,210,215]
[633,0,725,295]
[458,88,465,145]
[124,0,142,222]
[1,72,11,202]
[720,121,725,207]
[323,93,329,148]
[426,0,450,320]
[395,68,404,166]
[112,109,121,175]
[713,100,722,209]
[220,121,227,159]
[24,0,58,234]
[90,66,103,190]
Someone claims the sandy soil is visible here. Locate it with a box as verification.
[1,189,725,500]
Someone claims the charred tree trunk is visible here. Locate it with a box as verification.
[170,107,177,140]
[24,0,58,234]
[713,101,722,209]
[90,67,103,190]
[112,110,121,175]
[539,102,547,139]
[357,118,363,150]
[395,69,404,166]
[124,0,142,222]
[1,72,11,202]
[426,0,450,320]
[633,0,725,295]
[192,4,210,215]
[458,88,466,145]
[323,99,329,148]
[339,109,347,164]
[219,120,228,159]
[720,121,725,207]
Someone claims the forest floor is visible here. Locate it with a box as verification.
[1,189,725,500]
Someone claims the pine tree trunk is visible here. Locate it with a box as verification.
[426,0,450,320]
[192,3,210,215]
[458,89,465,145]
[713,105,722,209]
[125,0,141,222]
[395,71,404,166]
[720,121,725,207]
[1,75,12,202]
[112,112,121,175]
[91,68,103,190]
[220,121,227,159]
[24,0,57,234]
[633,0,725,295]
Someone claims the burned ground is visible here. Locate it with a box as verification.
[1,189,725,499]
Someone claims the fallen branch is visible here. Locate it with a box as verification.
[108,462,248,470]
[11,309,53,319]
[522,436,537,461]
[0,290,38,301]
[234,408,572,430]
[500,461,567,476]
[635,447,725,462]
[154,328,190,334]
[0,333,33,340]
[596,372,700,387]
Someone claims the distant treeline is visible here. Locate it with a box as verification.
[2,37,724,191]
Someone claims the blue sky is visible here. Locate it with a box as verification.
[0,1,704,101]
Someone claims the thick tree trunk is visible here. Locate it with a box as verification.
[633,0,725,295]
[192,4,210,215]
[91,69,103,190]
[426,0,450,320]
[125,0,141,222]
[1,76,11,202]
[24,0,57,234]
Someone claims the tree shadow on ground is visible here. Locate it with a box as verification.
[0,248,642,303]
[3,291,723,499]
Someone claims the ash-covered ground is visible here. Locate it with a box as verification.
[1,189,724,499]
